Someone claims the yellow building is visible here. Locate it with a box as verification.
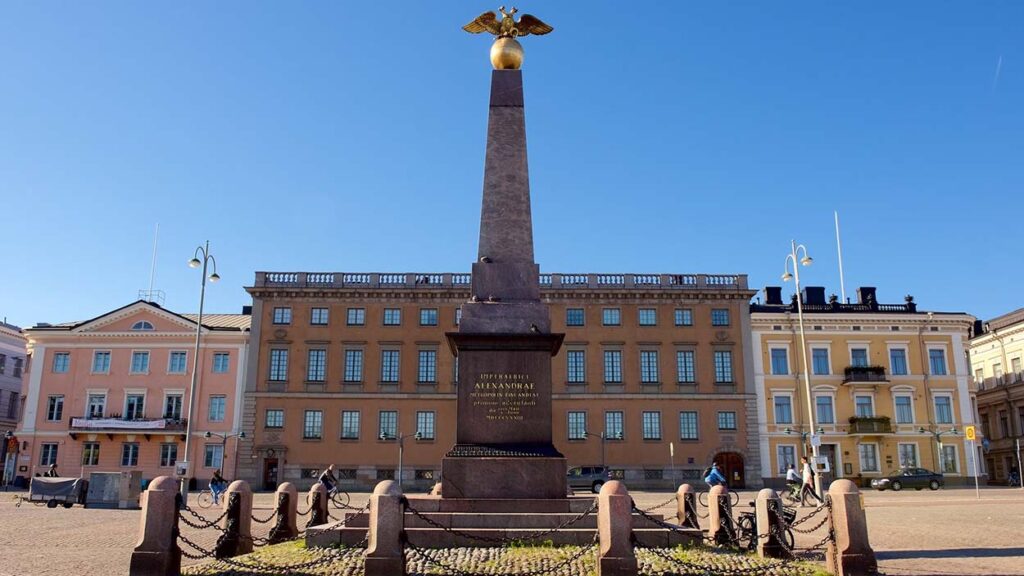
[751,286,978,488]
[969,308,1024,483]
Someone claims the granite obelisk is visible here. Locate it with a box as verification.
[442,10,565,499]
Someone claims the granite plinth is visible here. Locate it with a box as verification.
[441,456,566,499]
[469,261,542,305]
[460,301,551,334]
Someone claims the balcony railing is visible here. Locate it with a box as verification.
[848,417,893,434]
[977,372,1024,391]
[843,366,889,384]
[70,417,187,432]
[252,272,749,291]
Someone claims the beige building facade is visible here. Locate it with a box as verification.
[970,308,1024,484]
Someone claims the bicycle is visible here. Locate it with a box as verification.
[196,489,215,509]
[782,483,802,505]
[697,488,740,508]
[735,501,795,551]
[307,483,351,510]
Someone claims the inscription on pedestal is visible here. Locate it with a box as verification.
[471,373,538,422]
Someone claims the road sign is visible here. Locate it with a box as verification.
[810,434,822,448]
[964,425,976,441]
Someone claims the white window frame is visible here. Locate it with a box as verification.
[208,395,227,423]
[129,350,150,375]
[847,342,871,367]
[52,352,71,374]
[212,352,230,374]
[124,390,147,420]
[769,346,790,376]
[85,391,108,419]
[853,394,875,418]
[813,388,836,425]
[891,388,916,425]
[92,350,112,374]
[162,390,185,420]
[773,392,794,425]
[204,444,224,468]
[776,443,798,475]
[887,344,911,376]
[897,442,919,468]
[809,342,832,376]
[926,344,950,376]
[940,443,960,474]
[858,442,880,474]
[167,350,188,374]
[932,392,955,425]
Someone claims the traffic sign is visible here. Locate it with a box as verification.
[964,425,976,441]
[810,434,822,448]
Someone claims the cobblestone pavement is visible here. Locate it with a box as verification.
[1,486,1021,575]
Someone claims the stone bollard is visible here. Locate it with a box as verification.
[826,480,877,576]
[268,482,299,544]
[707,484,733,545]
[215,480,253,558]
[306,482,329,528]
[755,488,786,559]
[676,483,699,529]
[365,480,405,576]
[430,482,442,496]
[597,480,637,576]
[129,476,181,576]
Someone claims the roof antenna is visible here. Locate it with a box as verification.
[139,223,165,305]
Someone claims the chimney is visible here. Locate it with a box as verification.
[802,286,826,306]
[764,286,783,306]
[856,287,877,305]
[242,305,252,316]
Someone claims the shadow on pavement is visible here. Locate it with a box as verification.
[877,547,1024,560]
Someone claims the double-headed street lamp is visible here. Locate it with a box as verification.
[581,430,623,469]
[379,430,422,487]
[782,240,823,498]
[180,241,219,501]
[203,431,246,479]
[919,426,959,474]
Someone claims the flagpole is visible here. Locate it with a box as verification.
[835,211,847,303]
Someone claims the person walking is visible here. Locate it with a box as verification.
[43,464,59,478]
[800,456,823,507]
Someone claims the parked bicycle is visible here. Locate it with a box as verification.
[735,501,795,551]
[698,489,740,508]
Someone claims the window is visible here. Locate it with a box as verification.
[602,308,620,326]
[344,349,364,382]
[273,307,292,324]
[168,351,187,374]
[92,351,111,374]
[381,350,400,383]
[811,348,830,375]
[999,410,1010,438]
[859,444,879,472]
[262,408,284,429]
[777,445,797,474]
[341,411,360,439]
[419,308,438,326]
[87,394,106,419]
[378,411,397,439]
[850,348,869,368]
[46,395,64,421]
[640,351,659,383]
[130,351,150,374]
[418,350,437,383]
[269,349,289,381]
[0,354,4,374]
[816,395,835,424]
[889,349,908,376]
[676,350,695,383]
[603,350,622,383]
[679,411,698,440]
[160,444,177,467]
[310,307,329,325]
[347,308,365,326]
[854,395,874,417]
[898,443,918,467]
[383,308,402,326]
[711,309,730,326]
[213,353,230,374]
[39,443,58,466]
[567,350,586,384]
[929,349,948,376]
[566,308,585,327]
[674,309,693,327]
[770,348,789,375]
[131,320,155,331]
[416,411,435,439]
[125,394,145,420]
[934,396,953,424]
[5,392,16,419]
[208,395,226,422]
[974,368,984,385]
[82,443,100,466]
[717,411,737,430]
[642,411,662,440]
[13,358,22,378]
[303,410,323,439]
[605,411,624,440]
[307,349,326,382]
[894,395,913,424]
[52,352,70,373]
[941,445,958,473]
[204,444,223,468]
[714,350,733,383]
[164,394,182,420]
[455,308,462,326]
[567,411,586,440]
[638,308,657,326]
[773,395,793,424]
[121,443,139,467]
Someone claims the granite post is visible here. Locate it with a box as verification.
[268,482,298,544]
[826,480,877,576]
[306,483,328,528]
[597,481,637,576]
[215,480,253,558]
[129,476,180,576]
[755,488,785,559]
[365,480,405,576]
[707,484,733,545]
[676,483,699,529]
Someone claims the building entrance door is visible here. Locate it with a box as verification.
[716,452,745,489]
[819,444,839,488]
[263,458,279,491]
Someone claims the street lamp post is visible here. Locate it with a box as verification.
[203,431,246,479]
[380,430,422,487]
[180,241,219,501]
[2,430,12,491]
[919,426,959,474]
[582,430,622,469]
[782,240,823,498]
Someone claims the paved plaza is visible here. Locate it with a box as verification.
[0,487,1021,575]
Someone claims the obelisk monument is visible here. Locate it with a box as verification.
[441,7,566,499]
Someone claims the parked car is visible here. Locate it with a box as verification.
[870,467,944,491]
[567,466,612,493]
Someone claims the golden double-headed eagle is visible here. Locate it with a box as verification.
[462,6,553,38]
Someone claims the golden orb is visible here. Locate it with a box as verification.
[490,37,524,70]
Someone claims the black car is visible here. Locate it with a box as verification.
[870,467,944,491]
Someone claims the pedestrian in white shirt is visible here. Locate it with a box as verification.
[800,456,823,506]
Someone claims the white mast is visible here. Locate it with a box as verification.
[834,211,847,303]
[147,223,159,302]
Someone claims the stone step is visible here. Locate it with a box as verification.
[329,511,670,530]
[403,496,596,514]
[309,526,701,548]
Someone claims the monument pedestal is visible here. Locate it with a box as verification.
[441,456,567,499]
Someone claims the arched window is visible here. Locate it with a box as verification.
[131,321,155,331]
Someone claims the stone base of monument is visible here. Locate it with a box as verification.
[305,495,701,549]
[440,454,567,499]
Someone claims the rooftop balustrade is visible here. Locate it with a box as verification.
[252,272,748,291]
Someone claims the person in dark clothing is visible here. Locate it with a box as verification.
[318,464,337,493]
[44,464,59,478]
[210,469,228,505]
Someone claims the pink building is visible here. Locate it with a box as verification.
[15,301,250,488]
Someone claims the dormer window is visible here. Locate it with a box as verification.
[131,321,155,331]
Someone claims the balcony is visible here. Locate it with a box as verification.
[848,416,893,434]
[978,372,1024,391]
[69,417,188,437]
[843,366,889,384]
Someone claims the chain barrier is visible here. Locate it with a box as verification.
[178,530,217,561]
[251,508,277,524]
[639,495,677,513]
[403,497,598,546]
[178,503,229,530]
[324,502,370,529]
[405,532,598,576]
[686,497,709,520]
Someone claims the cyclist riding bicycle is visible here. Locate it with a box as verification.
[318,464,337,494]
[704,462,727,488]
[209,469,228,505]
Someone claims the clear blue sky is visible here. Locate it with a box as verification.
[1,2,1021,328]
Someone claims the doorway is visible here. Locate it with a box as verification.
[818,444,839,489]
[263,458,279,491]
[716,452,745,489]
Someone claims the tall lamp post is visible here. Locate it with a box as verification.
[203,431,246,479]
[782,240,823,498]
[919,426,959,474]
[180,241,219,501]
[2,430,13,491]
[380,430,421,488]
[582,430,623,469]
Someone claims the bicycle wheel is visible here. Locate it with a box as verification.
[331,490,350,509]
[729,491,741,507]
[736,515,755,550]
[783,528,795,551]
[197,490,213,509]
[783,489,800,505]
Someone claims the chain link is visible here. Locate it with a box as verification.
[406,532,598,576]
[251,508,277,524]
[178,504,228,530]
[177,531,217,560]
[639,495,677,513]
[404,498,597,546]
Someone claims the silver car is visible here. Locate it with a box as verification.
[567,466,612,493]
